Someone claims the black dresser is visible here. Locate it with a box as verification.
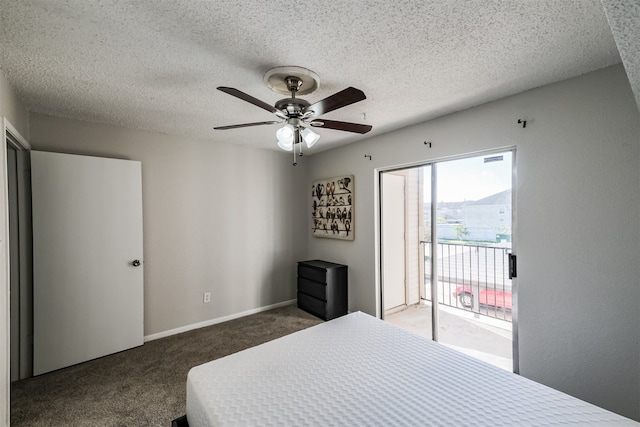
[297,260,348,321]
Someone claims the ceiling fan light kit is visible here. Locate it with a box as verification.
[276,124,295,151]
[276,124,319,152]
[300,127,320,148]
[214,66,372,165]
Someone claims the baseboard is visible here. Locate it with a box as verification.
[143,299,297,342]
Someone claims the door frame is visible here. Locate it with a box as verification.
[1,117,30,424]
[376,147,518,372]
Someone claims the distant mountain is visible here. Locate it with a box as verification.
[425,189,512,210]
[469,189,511,205]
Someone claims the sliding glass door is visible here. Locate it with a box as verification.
[381,150,516,371]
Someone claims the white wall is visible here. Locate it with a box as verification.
[306,64,640,420]
[28,114,308,336]
[0,69,30,425]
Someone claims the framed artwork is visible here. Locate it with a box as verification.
[312,175,354,240]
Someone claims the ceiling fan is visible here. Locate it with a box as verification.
[214,66,372,163]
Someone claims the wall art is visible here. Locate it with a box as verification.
[312,175,354,240]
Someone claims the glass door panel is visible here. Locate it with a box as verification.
[435,152,513,370]
[382,151,515,371]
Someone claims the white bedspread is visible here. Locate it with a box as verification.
[186,311,637,426]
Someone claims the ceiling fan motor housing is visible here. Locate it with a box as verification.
[275,97,310,118]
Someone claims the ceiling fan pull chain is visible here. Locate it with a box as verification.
[298,127,304,158]
[292,139,297,166]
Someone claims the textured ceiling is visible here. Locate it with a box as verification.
[0,1,623,153]
[601,0,640,112]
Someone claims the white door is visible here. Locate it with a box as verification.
[31,151,144,375]
[382,173,406,311]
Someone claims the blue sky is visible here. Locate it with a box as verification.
[424,151,513,203]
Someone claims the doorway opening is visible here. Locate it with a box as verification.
[5,126,32,382]
[380,150,516,371]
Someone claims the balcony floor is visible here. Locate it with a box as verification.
[385,301,513,371]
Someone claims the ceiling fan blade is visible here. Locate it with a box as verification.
[217,87,279,114]
[307,87,366,117]
[309,119,372,134]
[214,120,281,130]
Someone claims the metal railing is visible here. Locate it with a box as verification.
[422,241,512,322]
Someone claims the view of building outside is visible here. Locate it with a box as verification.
[424,152,512,247]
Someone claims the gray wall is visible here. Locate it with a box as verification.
[306,65,640,420]
[28,115,308,336]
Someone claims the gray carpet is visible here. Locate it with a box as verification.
[11,304,322,426]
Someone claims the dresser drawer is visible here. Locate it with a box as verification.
[297,260,347,321]
[298,277,327,301]
[297,264,326,284]
[297,292,326,319]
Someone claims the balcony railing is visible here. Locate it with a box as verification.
[422,241,512,322]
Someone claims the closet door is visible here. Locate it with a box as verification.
[31,151,143,375]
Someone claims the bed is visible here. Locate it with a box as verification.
[185,311,637,426]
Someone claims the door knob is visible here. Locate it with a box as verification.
[132,260,141,267]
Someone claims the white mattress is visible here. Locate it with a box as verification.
[186,311,637,426]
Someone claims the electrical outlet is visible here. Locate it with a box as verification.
[203,292,211,303]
